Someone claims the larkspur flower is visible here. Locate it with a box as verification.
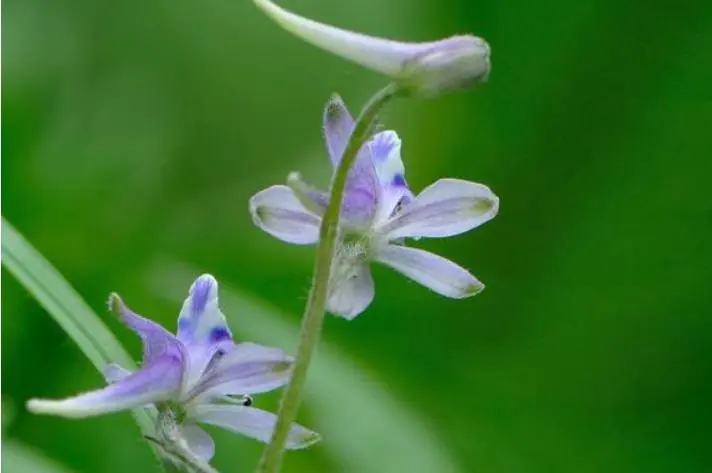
[252,0,490,96]
[250,96,499,318]
[27,274,319,463]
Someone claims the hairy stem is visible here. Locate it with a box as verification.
[255,83,399,473]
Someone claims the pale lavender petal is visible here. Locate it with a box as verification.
[109,293,184,364]
[103,363,132,384]
[27,356,183,418]
[323,96,380,226]
[376,244,484,298]
[180,424,215,462]
[327,261,375,319]
[252,0,490,95]
[188,343,293,401]
[250,185,321,245]
[323,94,355,167]
[378,178,499,239]
[191,405,320,450]
[252,0,447,76]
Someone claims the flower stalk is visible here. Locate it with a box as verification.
[255,83,399,473]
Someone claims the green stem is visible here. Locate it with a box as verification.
[255,83,399,473]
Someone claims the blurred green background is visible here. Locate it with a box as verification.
[4,0,712,472]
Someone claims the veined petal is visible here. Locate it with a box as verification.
[369,131,413,223]
[180,424,215,462]
[379,178,498,239]
[191,405,320,450]
[323,94,355,167]
[103,363,132,384]
[376,245,484,298]
[188,343,293,401]
[109,293,185,364]
[250,185,321,245]
[327,260,375,319]
[177,275,233,347]
[252,0,490,95]
[323,96,380,226]
[27,356,183,418]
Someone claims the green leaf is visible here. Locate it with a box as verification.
[150,262,464,473]
[2,441,76,473]
[1,218,161,466]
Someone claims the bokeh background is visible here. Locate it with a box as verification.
[4,0,712,472]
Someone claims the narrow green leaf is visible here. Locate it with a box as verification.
[150,262,464,473]
[1,218,162,468]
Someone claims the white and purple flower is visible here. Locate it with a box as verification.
[250,96,499,319]
[27,274,319,462]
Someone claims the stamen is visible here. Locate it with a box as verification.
[225,394,254,406]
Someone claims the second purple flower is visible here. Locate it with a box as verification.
[250,96,499,319]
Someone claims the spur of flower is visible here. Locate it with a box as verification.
[27,274,319,462]
[250,96,499,318]
[252,0,490,96]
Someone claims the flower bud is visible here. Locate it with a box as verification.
[252,0,491,96]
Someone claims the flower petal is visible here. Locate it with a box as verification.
[27,356,183,418]
[103,363,132,384]
[109,293,185,364]
[323,96,380,227]
[368,131,414,223]
[327,261,375,319]
[250,185,321,245]
[323,94,355,167]
[376,245,484,298]
[180,424,215,462]
[177,274,233,347]
[379,178,498,239]
[188,343,293,401]
[191,405,320,450]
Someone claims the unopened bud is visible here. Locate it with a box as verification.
[253,0,491,97]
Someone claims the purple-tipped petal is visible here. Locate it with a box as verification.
[180,424,215,462]
[368,131,413,223]
[188,343,293,401]
[191,405,320,450]
[378,178,499,239]
[376,245,484,298]
[109,293,184,363]
[327,261,375,319]
[177,275,233,347]
[250,185,321,245]
[103,364,132,384]
[27,356,183,418]
[252,0,490,96]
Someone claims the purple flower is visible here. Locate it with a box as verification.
[252,0,490,96]
[27,275,319,462]
[250,96,499,319]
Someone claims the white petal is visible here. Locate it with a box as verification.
[191,405,320,450]
[249,185,321,245]
[180,424,215,462]
[327,261,375,320]
[379,178,498,239]
[376,245,483,298]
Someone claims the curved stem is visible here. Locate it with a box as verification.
[256,83,399,473]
